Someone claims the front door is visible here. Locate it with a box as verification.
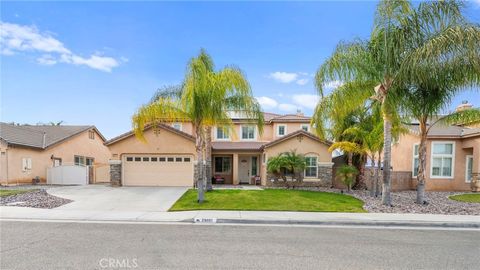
[238,156,251,184]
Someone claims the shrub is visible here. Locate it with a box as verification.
[336,165,359,192]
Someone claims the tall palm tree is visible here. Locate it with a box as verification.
[133,49,263,203]
[315,0,479,206]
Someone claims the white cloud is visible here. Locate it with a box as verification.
[323,80,344,90]
[268,72,298,83]
[37,54,57,65]
[296,78,309,86]
[0,21,121,72]
[255,96,278,110]
[292,94,320,109]
[278,103,298,112]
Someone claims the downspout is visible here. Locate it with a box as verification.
[42,132,47,148]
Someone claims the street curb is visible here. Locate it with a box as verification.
[203,218,480,229]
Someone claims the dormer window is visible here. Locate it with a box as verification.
[241,125,256,140]
[172,123,182,131]
[277,125,286,136]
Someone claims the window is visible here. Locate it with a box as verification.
[151,157,158,162]
[466,155,473,183]
[74,155,85,166]
[184,157,191,162]
[301,124,309,132]
[241,125,256,140]
[251,156,258,176]
[159,157,166,162]
[431,142,454,178]
[134,157,141,162]
[172,123,182,131]
[175,157,182,162]
[305,156,318,178]
[263,153,266,164]
[167,157,174,162]
[277,125,286,136]
[412,144,419,177]
[22,158,32,172]
[86,157,94,166]
[126,157,133,162]
[216,126,230,140]
[214,157,231,173]
[88,130,95,140]
[143,157,149,162]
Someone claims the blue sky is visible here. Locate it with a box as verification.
[1,1,479,139]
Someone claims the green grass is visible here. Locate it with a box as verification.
[170,189,366,212]
[0,189,34,197]
[449,194,480,203]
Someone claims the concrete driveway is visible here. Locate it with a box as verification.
[47,185,188,212]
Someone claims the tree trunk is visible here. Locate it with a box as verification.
[375,155,382,197]
[370,156,376,197]
[382,118,392,206]
[347,152,353,166]
[416,119,428,204]
[195,125,205,203]
[354,155,367,190]
[205,126,213,191]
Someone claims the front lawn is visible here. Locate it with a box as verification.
[0,189,34,198]
[170,189,365,212]
[449,194,480,203]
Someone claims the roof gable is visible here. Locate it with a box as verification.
[262,130,332,149]
[104,124,195,146]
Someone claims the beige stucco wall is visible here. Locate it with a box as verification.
[108,127,196,160]
[391,132,479,191]
[262,135,332,185]
[0,129,110,184]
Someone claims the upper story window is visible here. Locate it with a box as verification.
[22,158,32,172]
[301,124,309,132]
[172,123,182,131]
[412,144,419,177]
[88,130,95,140]
[431,142,454,178]
[241,125,256,140]
[216,126,230,140]
[277,125,286,136]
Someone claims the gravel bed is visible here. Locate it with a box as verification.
[0,189,72,209]
[271,187,480,215]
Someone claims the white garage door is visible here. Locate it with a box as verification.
[123,155,194,186]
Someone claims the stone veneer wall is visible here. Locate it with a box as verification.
[109,160,122,186]
[265,164,333,188]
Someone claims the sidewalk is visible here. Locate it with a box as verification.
[1,206,480,228]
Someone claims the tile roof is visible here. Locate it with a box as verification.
[263,130,332,148]
[269,114,311,122]
[407,124,480,138]
[104,124,195,145]
[0,122,100,149]
[211,141,265,151]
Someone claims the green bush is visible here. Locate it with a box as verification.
[336,165,359,192]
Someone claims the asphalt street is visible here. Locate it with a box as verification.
[1,221,479,270]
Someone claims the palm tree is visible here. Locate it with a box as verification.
[315,0,479,206]
[133,49,263,203]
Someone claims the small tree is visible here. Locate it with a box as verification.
[336,165,359,193]
[267,151,306,188]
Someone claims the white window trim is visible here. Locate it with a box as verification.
[412,143,419,177]
[430,141,455,179]
[22,157,32,172]
[300,124,309,132]
[215,126,230,141]
[240,125,257,141]
[276,124,287,136]
[304,155,318,178]
[466,155,473,183]
[171,122,182,131]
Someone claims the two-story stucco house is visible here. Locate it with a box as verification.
[0,123,111,185]
[105,112,334,187]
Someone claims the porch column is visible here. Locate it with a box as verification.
[109,159,122,187]
[472,146,480,192]
[232,153,239,185]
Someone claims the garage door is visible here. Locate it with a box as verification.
[123,155,194,186]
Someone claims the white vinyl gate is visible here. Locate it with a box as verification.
[47,165,88,185]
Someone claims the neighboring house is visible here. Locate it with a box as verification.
[390,109,480,191]
[0,123,111,185]
[105,112,334,187]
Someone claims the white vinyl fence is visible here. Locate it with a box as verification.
[47,165,88,185]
